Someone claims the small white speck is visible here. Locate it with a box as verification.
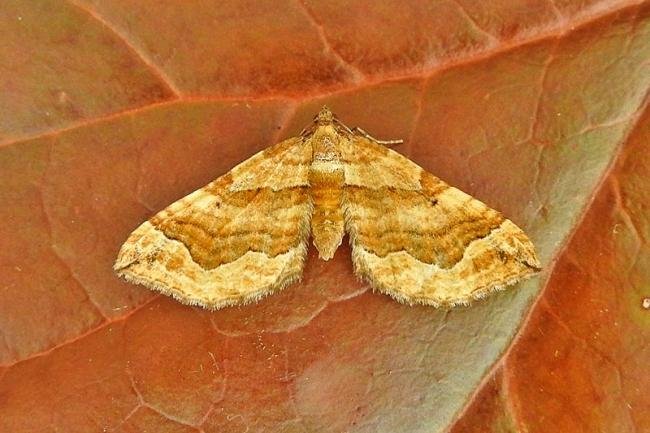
[642,298,650,309]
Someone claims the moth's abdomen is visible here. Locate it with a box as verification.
[309,156,345,260]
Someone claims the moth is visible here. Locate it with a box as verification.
[115,107,540,309]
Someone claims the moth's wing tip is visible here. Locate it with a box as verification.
[113,246,139,274]
[516,247,542,275]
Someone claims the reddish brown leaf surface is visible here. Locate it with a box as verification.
[1,1,648,432]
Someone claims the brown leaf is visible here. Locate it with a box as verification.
[1,1,648,432]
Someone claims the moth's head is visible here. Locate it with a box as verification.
[300,106,344,139]
[315,106,334,124]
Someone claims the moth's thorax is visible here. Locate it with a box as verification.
[310,125,342,166]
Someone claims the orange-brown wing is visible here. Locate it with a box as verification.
[114,137,313,309]
[340,136,540,307]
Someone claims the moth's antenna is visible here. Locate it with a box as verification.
[352,127,403,147]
